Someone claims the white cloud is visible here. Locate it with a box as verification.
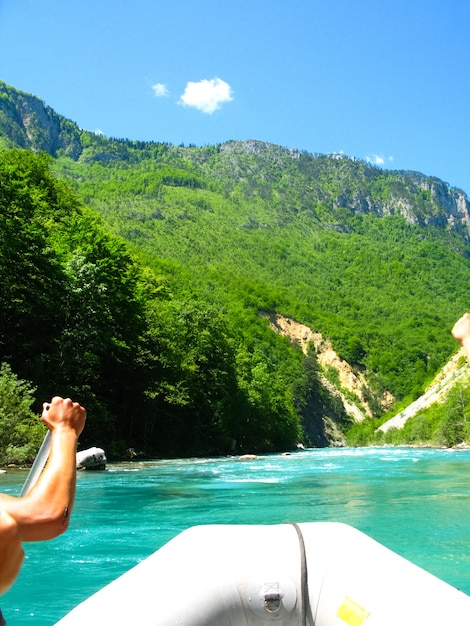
[366,154,394,166]
[152,83,169,97]
[179,77,233,114]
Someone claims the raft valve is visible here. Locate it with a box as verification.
[264,591,282,613]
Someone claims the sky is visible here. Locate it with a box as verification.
[0,0,469,193]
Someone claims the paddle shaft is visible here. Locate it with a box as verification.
[20,430,52,497]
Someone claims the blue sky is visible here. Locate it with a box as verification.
[1,0,469,193]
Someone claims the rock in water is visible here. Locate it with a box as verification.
[76,447,107,470]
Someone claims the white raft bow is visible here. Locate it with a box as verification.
[55,522,470,625]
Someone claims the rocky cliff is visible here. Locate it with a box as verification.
[378,348,469,434]
[0,81,82,158]
[264,313,395,446]
[334,175,470,236]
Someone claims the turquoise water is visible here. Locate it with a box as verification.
[1,446,470,624]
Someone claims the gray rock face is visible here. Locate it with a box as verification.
[0,81,82,158]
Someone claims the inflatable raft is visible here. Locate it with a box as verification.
[55,522,470,625]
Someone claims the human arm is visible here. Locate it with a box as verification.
[0,511,24,594]
[452,313,470,362]
[0,397,86,542]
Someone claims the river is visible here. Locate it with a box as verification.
[1,446,470,624]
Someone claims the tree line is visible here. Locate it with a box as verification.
[1,149,345,463]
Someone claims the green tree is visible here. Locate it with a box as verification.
[138,298,240,456]
[233,346,300,453]
[0,150,68,387]
[0,363,46,464]
[436,384,469,447]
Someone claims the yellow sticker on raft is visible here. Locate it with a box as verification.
[337,596,371,626]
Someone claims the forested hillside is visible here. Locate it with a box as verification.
[1,80,470,458]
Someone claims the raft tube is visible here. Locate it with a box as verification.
[55,522,470,625]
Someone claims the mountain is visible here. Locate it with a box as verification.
[1,81,469,236]
[2,79,470,452]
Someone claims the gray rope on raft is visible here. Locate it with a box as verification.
[287,522,309,626]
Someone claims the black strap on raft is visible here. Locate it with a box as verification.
[286,522,310,626]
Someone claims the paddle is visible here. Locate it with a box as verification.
[20,423,52,497]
